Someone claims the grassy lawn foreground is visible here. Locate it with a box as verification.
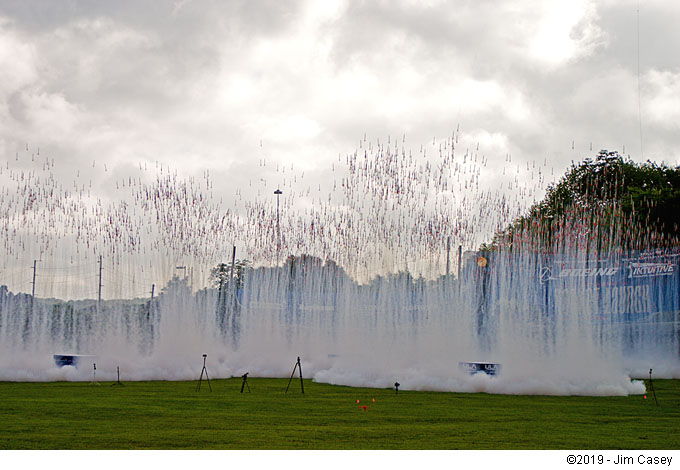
[0,378,678,449]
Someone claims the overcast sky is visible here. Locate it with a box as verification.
[1,0,679,200]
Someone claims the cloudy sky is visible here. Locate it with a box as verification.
[1,0,679,200]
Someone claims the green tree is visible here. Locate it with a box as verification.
[211,259,251,347]
[494,151,680,251]
[210,259,252,290]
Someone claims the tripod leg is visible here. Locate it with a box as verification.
[197,368,204,391]
[246,380,251,393]
[285,362,298,393]
[298,359,304,394]
[204,367,212,392]
[649,369,658,406]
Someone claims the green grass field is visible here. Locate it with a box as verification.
[0,377,678,449]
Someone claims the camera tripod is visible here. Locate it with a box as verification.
[196,354,212,392]
[285,356,304,394]
[240,372,251,393]
[90,363,100,386]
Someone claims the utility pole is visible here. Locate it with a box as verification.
[97,255,103,305]
[274,189,282,260]
[229,245,237,289]
[457,245,462,279]
[31,260,37,310]
[149,283,155,318]
[31,260,37,298]
[446,236,451,276]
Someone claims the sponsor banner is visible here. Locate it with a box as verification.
[536,250,680,318]
[556,266,618,279]
[628,262,675,278]
[540,252,677,284]
[467,249,680,321]
[538,265,620,284]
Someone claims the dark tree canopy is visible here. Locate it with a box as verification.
[494,150,680,251]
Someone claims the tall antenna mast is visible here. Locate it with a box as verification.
[637,0,644,159]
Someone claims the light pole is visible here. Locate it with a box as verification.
[175,265,187,279]
[274,189,283,260]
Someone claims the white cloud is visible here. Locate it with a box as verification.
[0,0,679,198]
[528,0,606,66]
[264,114,323,143]
[644,69,680,128]
[0,18,37,93]
[19,91,82,140]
